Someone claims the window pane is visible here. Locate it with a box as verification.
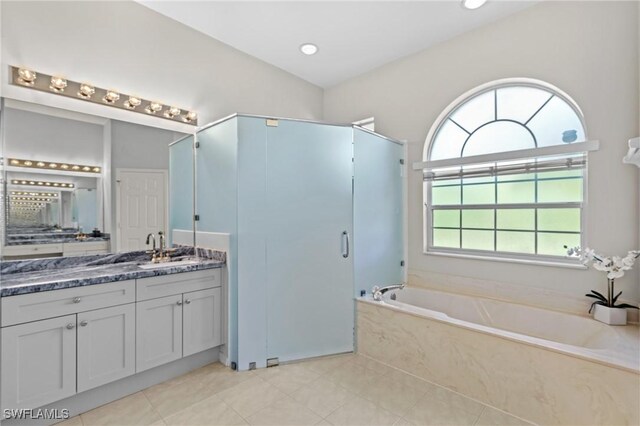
[432,185,461,205]
[463,183,495,204]
[433,229,460,248]
[430,120,468,161]
[433,178,461,187]
[450,90,495,133]
[538,208,580,232]
[528,96,585,147]
[433,210,460,228]
[497,209,535,230]
[497,181,535,204]
[538,169,582,180]
[538,232,580,256]
[498,172,536,182]
[497,231,535,254]
[462,209,494,229]
[538,179,583,203]
[463,121,535,157]
[497,86,552,123]
[462,230,494,250]
[462,176,495,185]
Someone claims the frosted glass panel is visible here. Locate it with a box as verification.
[463,121,535,157]
[266,120,354,361]
[538,208,581,232]
[497,209,535,230]
[497,231,535,254]
[497,181,535,204]
[538,232,580,256]
[497,86,552,123]
[450,91,494,133]
[433,229,459,248]
[462,230,493,250]
[528,96,585,147]
[463,183,495,204]
[538,179,583,202]
[169,136,194,243]
[432,186,460,205]
[429,120,467,160]
[462,209,493,229]
[434,210,460,228]
[354,128,404,297]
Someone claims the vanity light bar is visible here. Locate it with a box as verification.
[10,201,46,206]
[10,66,198,126]
[11,191,58,197]
[12,197,53,202]
[8,158,101,173]
[11,179,74,188]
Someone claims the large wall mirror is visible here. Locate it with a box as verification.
[0,98,189,260]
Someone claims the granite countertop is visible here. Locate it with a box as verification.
[5,232,111,246]
[0,247,226,297]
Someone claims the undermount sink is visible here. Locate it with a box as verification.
[138,259,201,269]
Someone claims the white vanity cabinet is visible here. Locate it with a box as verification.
[0,268,223,412]
[1,315,77,409]
[136,269,222,372]
[77,303,136,392]
[183,287,222,357]
[136,295,184,372]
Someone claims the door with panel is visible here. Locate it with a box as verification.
[116,169,167,252]
[77,304,136,392]
[183,288,222,357]
[1,315,77,409]
[265,120,354,362]
[136,295,183,372]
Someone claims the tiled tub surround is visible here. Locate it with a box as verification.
[0,246,226,296]
[357,288,640,426]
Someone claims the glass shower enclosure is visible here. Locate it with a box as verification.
[169,114,405,371]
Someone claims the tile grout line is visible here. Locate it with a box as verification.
[141,390,168,424]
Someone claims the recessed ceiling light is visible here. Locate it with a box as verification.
[300,43,319,56]
[462,0,487,10]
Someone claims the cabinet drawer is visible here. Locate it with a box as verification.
[136,269,220,301]
[2,243,63,256]
[1,281,135,327]
[63,241,109,254]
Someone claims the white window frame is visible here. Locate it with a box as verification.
[418,78,593,268]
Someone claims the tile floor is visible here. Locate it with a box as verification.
[59,353,534,426]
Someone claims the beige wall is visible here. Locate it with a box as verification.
[0,1,323,132]
[324,2,640,309]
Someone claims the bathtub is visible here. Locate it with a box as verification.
[357,287,640,425]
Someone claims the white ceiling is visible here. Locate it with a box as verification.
[139,1,537,88]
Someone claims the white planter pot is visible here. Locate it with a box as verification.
[593,304,627,325]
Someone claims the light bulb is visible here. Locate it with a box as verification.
[103,90,120,104]
[17,68,37,86]
[145,102,163,114]
[124,96,142,109]
[50,76,67,92]
[78,83,95,99]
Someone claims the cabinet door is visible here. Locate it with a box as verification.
[77,304,136,392]
[1,315,77,409]
[136,295,183,372]
[183,288,221,357]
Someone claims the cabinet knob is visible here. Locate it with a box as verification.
[80,320,88,327]
[185,299,191,305]
[73,297,82,304]
[66,323,75,330]
[176,300,183,306]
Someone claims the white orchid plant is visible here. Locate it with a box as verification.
[566,246,640,313]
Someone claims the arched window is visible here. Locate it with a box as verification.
[419,79,596,262]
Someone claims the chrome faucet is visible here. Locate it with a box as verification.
[146,233,156,252]
[158,231,166,258]
[372,283,406,301]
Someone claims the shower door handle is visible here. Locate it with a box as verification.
[342,231,350,258]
